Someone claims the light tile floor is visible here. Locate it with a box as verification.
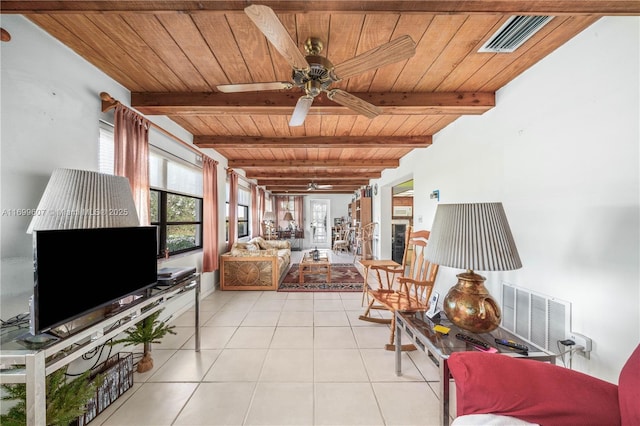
[91,251,453,425]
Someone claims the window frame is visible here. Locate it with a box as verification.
[226,201,250,240]
[151,188,204,258]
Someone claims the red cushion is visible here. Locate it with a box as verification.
[449,352,620,426]
[618,344,640,426]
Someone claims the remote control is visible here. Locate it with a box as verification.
[455,333,498,353]
[495,338,529,353]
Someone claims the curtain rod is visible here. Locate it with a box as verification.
[100,92,213,163]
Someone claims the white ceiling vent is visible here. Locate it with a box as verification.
[479,16,554,53]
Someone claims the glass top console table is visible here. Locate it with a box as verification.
[395,311,556,426]
[0,272,200,425]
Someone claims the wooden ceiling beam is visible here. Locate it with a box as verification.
[229,159,398,168]
[247,171,381,179]
[270,189,356,194]
[132,92,494,116]
[258,179,370,186]
[195,136,431,149]
[5,1,640,15]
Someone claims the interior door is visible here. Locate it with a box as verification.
[310,199,330,247]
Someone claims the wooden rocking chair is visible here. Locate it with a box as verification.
[359,226,412,323]
[362,229,439,351]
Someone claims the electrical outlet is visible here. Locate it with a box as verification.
[568,332,592,359]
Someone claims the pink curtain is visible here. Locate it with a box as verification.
[114,104,150,225]
[227,171,238,251]
[294,196,304,228]
[250,183,259,238]
[258,188,265,220]
[202,156,219,273]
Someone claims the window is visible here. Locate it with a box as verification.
[151,189,203,256]
[149,149,203,257]
[226,185,251,241]
[98,126,204,257]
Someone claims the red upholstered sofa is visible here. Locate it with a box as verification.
[448,344,640,426]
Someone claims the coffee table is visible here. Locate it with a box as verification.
[299,249,331,284]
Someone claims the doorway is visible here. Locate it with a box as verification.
[309,199,330,247]
[391,180,413,262]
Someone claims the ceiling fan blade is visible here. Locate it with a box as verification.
[326,89,382,119]
[244,5,309,71]
[289,95,314,126]
[217,81,292,93]
[332,35,416,81]
[318,184,333,189]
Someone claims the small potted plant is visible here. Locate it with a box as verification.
[109,309,176,372]
[0,366,102,426]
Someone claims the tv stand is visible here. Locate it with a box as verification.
[0,272,200,425]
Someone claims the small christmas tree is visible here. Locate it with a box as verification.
[1,366,102,426]
[110,309,176,372]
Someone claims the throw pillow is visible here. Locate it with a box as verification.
[448,351,620,425]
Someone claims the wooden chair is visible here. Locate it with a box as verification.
[359,226,413,321]
[261,222,277,240]
[353,222,376,261]
[363,229,439,351]
[332,226,351,253]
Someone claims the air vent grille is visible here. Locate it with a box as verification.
[479,16,554,53]
[501,282,570,354]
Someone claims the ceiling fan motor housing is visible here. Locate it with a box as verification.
[292,55,335,97]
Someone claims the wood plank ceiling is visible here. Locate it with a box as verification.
[3,1,638,194]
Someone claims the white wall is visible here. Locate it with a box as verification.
[373,16,639,382]
[0,15,227,318]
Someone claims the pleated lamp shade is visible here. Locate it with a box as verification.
[263,211,276,222]
[425,202,522,272]
[283,212,294,221]
[26,168,140,233]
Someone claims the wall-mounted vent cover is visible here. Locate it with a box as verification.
[479,16,554,53]
[501,282,570,354]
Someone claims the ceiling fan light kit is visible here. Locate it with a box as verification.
[216,5,417,126]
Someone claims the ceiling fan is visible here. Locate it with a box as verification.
[307,182,333,191]
[216,5,417,126]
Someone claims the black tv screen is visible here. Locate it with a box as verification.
[32,226,158,335]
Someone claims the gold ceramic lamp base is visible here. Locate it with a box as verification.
[443,270,501,333]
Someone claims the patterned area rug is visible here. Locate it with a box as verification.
[278,263,364,292]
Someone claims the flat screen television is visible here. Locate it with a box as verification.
[30,226,158,336]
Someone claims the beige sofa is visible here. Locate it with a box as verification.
[220,237,291,290]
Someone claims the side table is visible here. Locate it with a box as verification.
[394,311,555,426]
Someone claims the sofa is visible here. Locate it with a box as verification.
[220,236,291,290]
[448,343,640,425]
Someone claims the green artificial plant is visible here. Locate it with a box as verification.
[0,366,102,426]
[109,309,176,372]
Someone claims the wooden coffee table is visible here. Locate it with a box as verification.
[299,250,331,284]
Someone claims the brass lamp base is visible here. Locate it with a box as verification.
[443,271,501,333]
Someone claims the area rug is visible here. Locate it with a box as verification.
[278,263,364,292]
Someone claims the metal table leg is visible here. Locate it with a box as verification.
[395,316,402,376]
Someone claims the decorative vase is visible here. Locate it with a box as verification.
[443,271,501,333]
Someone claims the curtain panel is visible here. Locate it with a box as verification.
[227,171,239,251]
[202,156,219,273]
[294,196,304,228]
[114,104,150,225]
[250,183,259,239]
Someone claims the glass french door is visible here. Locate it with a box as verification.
[310,199,330,246]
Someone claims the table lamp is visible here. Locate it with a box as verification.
[283,211,294,230]
[425,202,522,333]
[27,168,140,233]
